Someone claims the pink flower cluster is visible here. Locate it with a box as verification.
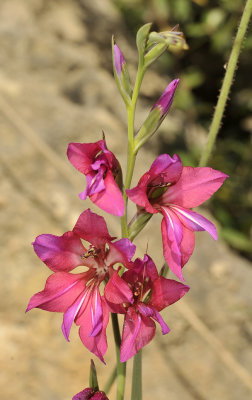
[26,74,227,374]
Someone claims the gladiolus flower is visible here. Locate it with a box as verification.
[73,388,109,400]
[26,209,136,362]
[104,255,189,362]
[67,139,124,216]
[126,154,228,280]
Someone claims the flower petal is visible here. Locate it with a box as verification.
[33,232,87,272]
[180,225,195,267]
[72,388,95,400]
[26,272,86,313]
[162,166,228,208]
[62,291,88,341]
[73,209,114,248]
[149,277,190,311]
[90,170,125,216]
[106,238,136,269]
[67,142,102,175]
[161,207,184,280]
[171,205,217,240]
[148,153,182,186]
[120,307,156,362]
[78,297,109,363]
[137,303,170,335]
[126,173,157,214]
[104,272,133,311]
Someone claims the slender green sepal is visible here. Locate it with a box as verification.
[134,107,162,152]
[136,23,152,58]
[89,359,99,392]
[160,263,169,277]
[144,42,168,68]
[128,212,153,241]
[131,350,142,400]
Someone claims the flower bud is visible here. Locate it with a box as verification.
[147,25,189,50]
[112,37,132,104]
[144,25,188,68]
[152,79,180,117]
[134,79,179,151]
[72,388,109,400]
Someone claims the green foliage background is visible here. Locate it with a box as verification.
[114,0,252,260]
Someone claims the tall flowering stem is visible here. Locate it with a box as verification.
[200,0,252,167]
[111,313,126,400]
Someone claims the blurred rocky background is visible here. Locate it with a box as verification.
[0,0,251,399]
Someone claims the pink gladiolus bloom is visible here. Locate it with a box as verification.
[67,139,124,216]
[104,255,189,362]
[126,154,228,280]
[26,209,136,362]
[73,388,109,400]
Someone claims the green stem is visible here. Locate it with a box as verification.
[103,366,117,395]
[199,0,252,167]
[131,350,142,400]
[120,62,146,238]
[111,313,126,400]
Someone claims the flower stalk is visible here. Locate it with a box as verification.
[111,313,126,400]
[200,0,252,167]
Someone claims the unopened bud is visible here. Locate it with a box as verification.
[134,79,179,151]
[112,37,132,104]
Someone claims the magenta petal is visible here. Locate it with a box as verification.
[78,297,109,363]
[104,272,133,306]
[150,277,190,311]
[106,238,136,269]
[126,173,157,214]
[33,232,86,272]
[171,206,217,240]
[90,170,125,216]
[120,307,156,362]
[180,226,195,267]
[161,209,184,281]
[162,166,228,208]
[137,303,170,335]
[26,272,86,313]
[92,392,109,400]
[62,291,87,341]
[149,153,182,185]
[72,388,95,400]
[134,255,159,280]
[89,287,103,337]
[67,142,102,175]
[73,209,113,248]
[114,41,125,76]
